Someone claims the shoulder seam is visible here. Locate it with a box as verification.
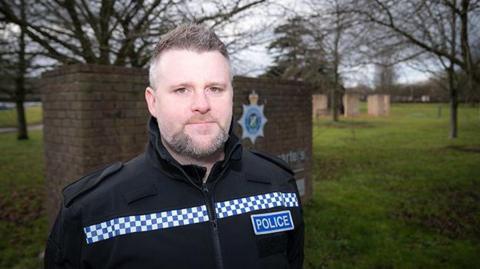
[250,150,294,176]
[63,162,123,207]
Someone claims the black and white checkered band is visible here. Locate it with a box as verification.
[83,192,298,244]
[215,192,299,219]
[84,205,209,244]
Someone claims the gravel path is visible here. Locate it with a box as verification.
[0,124,43,134]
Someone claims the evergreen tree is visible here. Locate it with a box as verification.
[264,16,329,87]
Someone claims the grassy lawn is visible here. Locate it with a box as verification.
[0,105,43,128]
[304,103,480,268]
[0,103,479,268]
[0,130,46,269]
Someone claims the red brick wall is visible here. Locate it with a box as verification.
[41,64,312,223]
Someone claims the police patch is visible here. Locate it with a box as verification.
[250,210,294,235]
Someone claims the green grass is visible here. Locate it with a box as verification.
[304,103,480,268]
[0,130,46,269]
[1,103,479,268]
[0,105,43,128]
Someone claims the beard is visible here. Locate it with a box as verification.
[163,122,229,159]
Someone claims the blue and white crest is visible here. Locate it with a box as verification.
[238,91,268,144]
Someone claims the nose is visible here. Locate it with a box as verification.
[191,91,211,114]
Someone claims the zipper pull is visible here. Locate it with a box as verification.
[202,183,209,193]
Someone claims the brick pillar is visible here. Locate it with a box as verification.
[368,94,385,116]
[383,95,391,116]
[343,93,360,117]
[233,77,314,201]
[312,94,328,119]
[41,64,149,223]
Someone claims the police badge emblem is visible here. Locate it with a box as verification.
[238,91,268,144]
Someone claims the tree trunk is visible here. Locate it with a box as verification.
[448,0,458,139]
[15,99,28,140]
[15,0,28,140]
[448,64,458,139]
[331,85,339,122]
[449,88,458,139]
[331,1,342,123]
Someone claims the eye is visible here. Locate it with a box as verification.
[174,87,188,94]
[208,87,224,93]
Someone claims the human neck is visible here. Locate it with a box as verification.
[161,139,225,182]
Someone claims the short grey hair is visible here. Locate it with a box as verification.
[149,23,230,89]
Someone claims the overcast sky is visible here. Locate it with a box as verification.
[227,0,432,88]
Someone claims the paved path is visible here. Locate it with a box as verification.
[0,124,43,134]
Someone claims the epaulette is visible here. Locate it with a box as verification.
[250,150,294,176]
[63,162,123,207]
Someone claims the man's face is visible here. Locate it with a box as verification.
[145,49,233,159]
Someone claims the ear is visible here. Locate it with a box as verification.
[145,87,157,117]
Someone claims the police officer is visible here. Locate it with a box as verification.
[45,23,304,269]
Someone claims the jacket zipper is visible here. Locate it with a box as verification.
[171,164,226,269]
[202,182,224,269]
[203,161,233,269]
[168,142,239,269]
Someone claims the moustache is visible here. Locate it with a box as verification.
[185,115,218,125]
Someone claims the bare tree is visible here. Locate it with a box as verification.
[0,0,39,139]
[353,0,480,82]
[0,0,267,67]
[307,0,366,121]
[0,0,269,139]
[374,48,398,93]
[351,0,480,138]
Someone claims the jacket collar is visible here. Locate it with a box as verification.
[145,116,242,186]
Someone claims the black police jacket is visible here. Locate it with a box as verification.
[45,117,304,269]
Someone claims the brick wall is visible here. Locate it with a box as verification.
[233,77,313,203]
[41,64,313,222]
